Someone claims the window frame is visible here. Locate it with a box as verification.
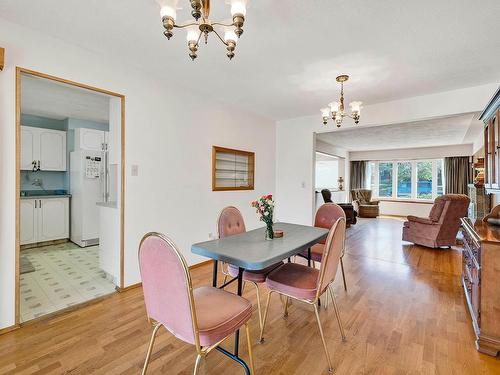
[368,159,445,202]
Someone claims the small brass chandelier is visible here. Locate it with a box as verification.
[320,75,362,127]
[160,0,248,60]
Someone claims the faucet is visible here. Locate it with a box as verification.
[32,178,43,189]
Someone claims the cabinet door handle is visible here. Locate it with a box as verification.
[39,199,42,208]
[35,200,37,208]
[37,160,41,171]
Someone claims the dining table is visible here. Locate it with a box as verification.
[191,222,328,374]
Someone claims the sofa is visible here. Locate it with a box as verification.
[402,194,470,248]
[351,189,380,218]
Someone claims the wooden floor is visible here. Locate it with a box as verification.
[1,217,500,374]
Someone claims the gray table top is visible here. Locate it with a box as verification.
[191,222,328,270]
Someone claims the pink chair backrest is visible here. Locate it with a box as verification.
[139,232,196,345]
[315,203,346,244]
[317,216,346,296]
[217,206,246,239]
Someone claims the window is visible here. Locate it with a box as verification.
[378,162,393,197]
[436,159,444,196]
[417,161,432,199]
[397,162,412,198]
[368,159,444,200]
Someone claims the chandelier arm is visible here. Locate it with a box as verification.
[211,21,236,27]
[173,22,200,29]
[196,30,203,46]
[212,28,229,46]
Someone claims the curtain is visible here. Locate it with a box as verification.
[350,161,367,191]
[444,156,471,195]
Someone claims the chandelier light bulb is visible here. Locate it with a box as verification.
[329,102,339,113]
[350,101,362,115]
[160,5,177,20]
[320,108,330,118]
[186,26,200,43]
[230,0,247,16]
[224,30,238,43]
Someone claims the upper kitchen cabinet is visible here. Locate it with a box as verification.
[20,126,67,171]
[75,128,108,152]
[481,88,500,192]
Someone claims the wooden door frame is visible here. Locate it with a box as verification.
[15,67,126,325]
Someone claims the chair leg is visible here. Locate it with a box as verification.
[259,291,273,343]
[222,274,228,287]
[141,323,162,375]
[328,287,346,341]
[313,304,333,373]
[251,282,263,331]
[245,323,256,375]
[193,354,203,375]
[340,257,348,292]
[283,296,289,318]
[323,288,329,310]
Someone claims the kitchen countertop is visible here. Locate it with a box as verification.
[96,201,118,208]
[20,194,71,199]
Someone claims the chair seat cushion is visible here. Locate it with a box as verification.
[228,262,283,283]
[266,263,319,300]
[300,243,324,262]
[193,286,252,347]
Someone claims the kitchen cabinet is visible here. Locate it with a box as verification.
[20,199,37,245]
[75,128,109,152]
[20,126,67,171]
[20,197,69,245]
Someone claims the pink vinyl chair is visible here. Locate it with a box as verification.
[138,232,255,375]
[300,203,348,291]
[217,206,283,330]
[259,215,347,373]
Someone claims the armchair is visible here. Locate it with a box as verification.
[351,189,380,218]
[402,194,470,248]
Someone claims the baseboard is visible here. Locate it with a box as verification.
[117,282,142,292]
[0,324,20,336]
[189,259,212,270]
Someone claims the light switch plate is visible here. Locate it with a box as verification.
[131,164,139,176]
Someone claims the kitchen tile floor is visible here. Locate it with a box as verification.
[20,242,116,322]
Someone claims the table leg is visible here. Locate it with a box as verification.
[235,267,244,356]
[214,265,250,374]
[212,260,218,287]
[308,247,311,267]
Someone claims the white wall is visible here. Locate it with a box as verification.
[276,83,498,225]
[0,20,276,329]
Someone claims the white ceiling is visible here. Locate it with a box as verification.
[317,113,482,151]
[2,0,500,121]
[21,74,110,123]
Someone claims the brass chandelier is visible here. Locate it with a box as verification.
[160,0,248,60]
[320,75,362,127]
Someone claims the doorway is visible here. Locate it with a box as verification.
[15,68,125,323]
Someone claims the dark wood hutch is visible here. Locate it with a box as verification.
[460,86,500,357]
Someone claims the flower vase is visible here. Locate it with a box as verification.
[265,223,274,240]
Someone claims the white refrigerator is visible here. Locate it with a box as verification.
[70,149,110,247]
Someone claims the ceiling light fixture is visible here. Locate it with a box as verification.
[160,0,248,61]
[320,75,362,127]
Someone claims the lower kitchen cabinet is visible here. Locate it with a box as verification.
[20,197,69,245]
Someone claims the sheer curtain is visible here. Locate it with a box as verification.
[350,161,367,191]
[444,156,471,194]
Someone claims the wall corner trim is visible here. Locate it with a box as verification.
[0,47,4,70]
